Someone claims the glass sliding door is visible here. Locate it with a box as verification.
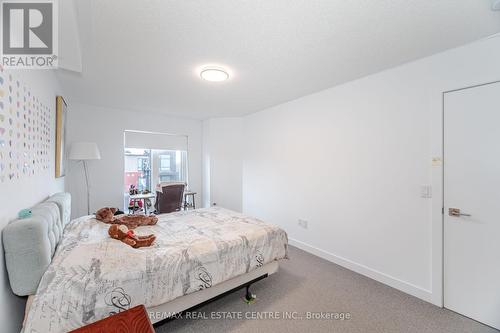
[124,148,152,192]
[124,148,188,213]
[124,148,153,212]
[123,130,189,213]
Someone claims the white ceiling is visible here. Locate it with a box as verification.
[57,0,500,119]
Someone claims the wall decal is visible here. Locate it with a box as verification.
[0,64,51,183]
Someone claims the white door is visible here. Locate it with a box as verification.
[444,81,500,329]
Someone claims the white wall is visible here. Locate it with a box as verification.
[0,70,64,333]
[242,35,500,305]
[66,104,202,218]
[202,118,243,211]
[202,120,211,208]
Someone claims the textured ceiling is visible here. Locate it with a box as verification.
[57,0,500,119]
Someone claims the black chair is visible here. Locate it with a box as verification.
[154,182,185,214]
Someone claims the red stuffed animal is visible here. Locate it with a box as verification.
[108,224,155,248]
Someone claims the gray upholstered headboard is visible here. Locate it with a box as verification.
[2,192,71,296]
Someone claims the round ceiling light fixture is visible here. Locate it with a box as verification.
[200,67,229,82]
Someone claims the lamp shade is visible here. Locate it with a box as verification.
[69,142,101,160]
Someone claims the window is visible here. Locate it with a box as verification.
[159,155,171,172]
[155,150,187,183]
[124,148,187,193]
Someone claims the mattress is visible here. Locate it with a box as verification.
[23,207,288,333]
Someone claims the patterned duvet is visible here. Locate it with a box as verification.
[23,207,288,332]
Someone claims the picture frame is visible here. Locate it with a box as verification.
[55,96,67,178]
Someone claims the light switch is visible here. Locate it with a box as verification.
[432,157,442,166]
[420,185,432,198]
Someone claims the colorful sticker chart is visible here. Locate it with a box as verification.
[0,64,52,183]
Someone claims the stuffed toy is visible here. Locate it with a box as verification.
[117,214,158,229]
[108,224,156,248]
[129,184,139,195]
[95,207,158,229]
[95,207,117,223]
[128,199,143,212]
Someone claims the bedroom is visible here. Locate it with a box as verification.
[0,0,499,332]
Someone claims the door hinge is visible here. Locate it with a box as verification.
[442,207,444,215]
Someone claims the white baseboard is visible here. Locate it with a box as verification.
[288,238,434,304]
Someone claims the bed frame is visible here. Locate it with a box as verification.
[2,192,279,327]
[149,261,278,324]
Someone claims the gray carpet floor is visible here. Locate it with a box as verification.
[155,246,498,333]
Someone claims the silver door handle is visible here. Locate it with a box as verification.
[449,208,471,217]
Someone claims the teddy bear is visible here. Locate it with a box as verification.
[95,207,158,229]
[95,207,118,223]
[108,224,156,248]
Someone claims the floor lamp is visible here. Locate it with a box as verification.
[69,142,101,215]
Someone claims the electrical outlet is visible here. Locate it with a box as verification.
[298,219,308,229]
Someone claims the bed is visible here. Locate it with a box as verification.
[2,193,288,333]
